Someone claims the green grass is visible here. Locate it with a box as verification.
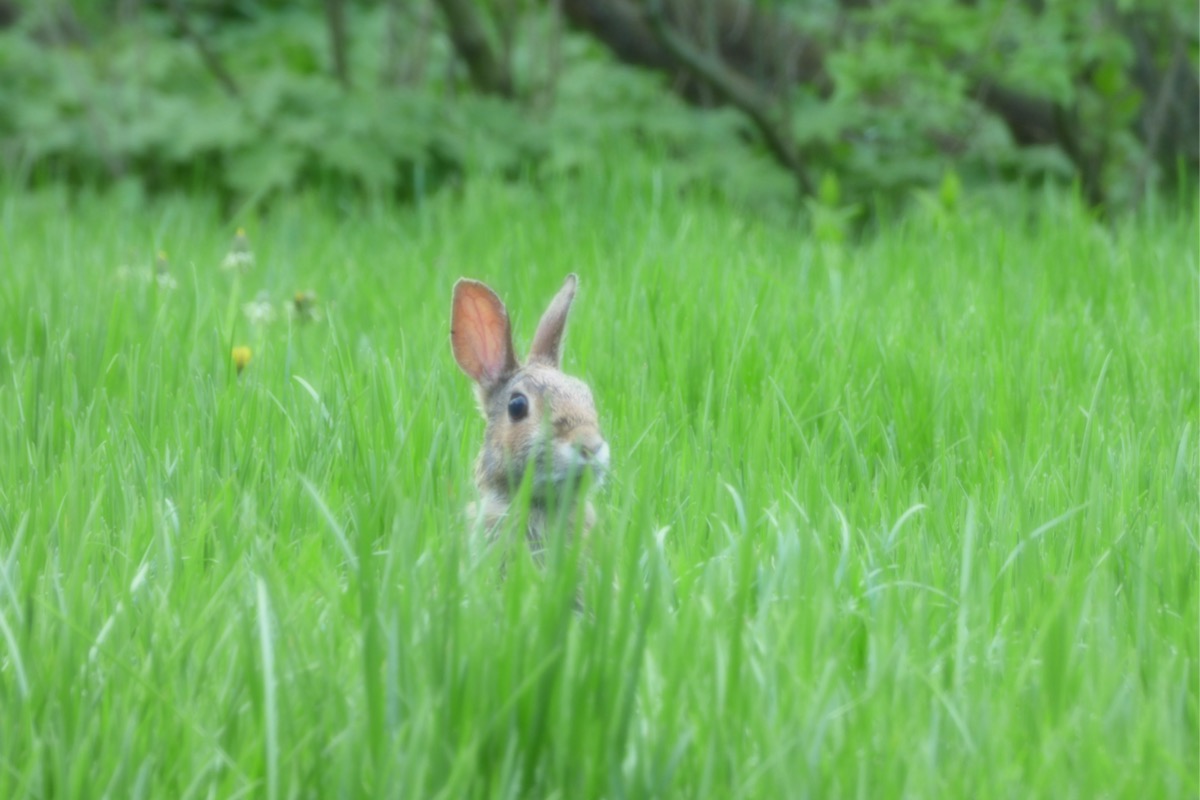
[0,175,1196,799]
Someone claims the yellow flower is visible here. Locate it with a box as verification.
[287,289,321,323]
[231,346,253,375]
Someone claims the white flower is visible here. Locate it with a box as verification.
[116,264,146,283]
[221,228,255,272]
[243,291,276,325]
[153,251,177,290]
[222,250,255,271]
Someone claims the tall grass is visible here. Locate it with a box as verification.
[0,175,1196,798]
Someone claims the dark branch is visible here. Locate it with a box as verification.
[643,0,813,197]
[432,0,515,97]
[168,0,241,100]
[324,0,351,89]
[560,0,828,104]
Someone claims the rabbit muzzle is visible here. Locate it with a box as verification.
[551,428,610,487]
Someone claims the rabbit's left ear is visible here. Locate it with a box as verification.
[528,274,578,367]
[452,279,519,389]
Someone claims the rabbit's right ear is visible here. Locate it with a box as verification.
[528,274,577,367]
[451,279,519,389]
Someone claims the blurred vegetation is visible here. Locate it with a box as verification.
[0,0,1194,213]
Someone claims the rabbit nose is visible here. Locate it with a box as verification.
[574,431,605,459]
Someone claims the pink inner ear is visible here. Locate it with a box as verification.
[529,274,577,366]
[462,294,502,381]
[452,281,516,385]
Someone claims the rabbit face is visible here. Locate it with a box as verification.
[452,274,608,518]
[478,363,609,499]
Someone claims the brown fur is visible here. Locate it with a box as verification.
[451,275,608,551]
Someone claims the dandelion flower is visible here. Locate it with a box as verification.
[116,264,139,283]
[242,290,276,326]
[232,346,252,375]
[286,290,321,323]
[222,228,255,271]
[154,250,178,290]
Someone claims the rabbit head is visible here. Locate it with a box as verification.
[451,274,609,524]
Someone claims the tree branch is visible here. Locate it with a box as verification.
[432,0,515,97]
[168,0,241,100]
[560,0,828,103]
[1133,38,1190,202]
[324,0,351,89]
[643,0,813,197]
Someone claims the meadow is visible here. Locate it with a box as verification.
[0,174,1196,798]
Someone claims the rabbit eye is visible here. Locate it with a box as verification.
[507,393,529,422]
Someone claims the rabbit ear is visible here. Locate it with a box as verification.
[528,274,578,367]
[452,279,519,388]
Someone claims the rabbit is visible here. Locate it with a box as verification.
[451,274,609,555]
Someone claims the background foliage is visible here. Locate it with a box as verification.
[0,0,1194,213]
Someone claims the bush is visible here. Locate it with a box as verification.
[0,0,1194,213]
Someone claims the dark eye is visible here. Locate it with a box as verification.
[507,393,529,422]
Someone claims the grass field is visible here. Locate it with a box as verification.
[0,174,1196,798]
